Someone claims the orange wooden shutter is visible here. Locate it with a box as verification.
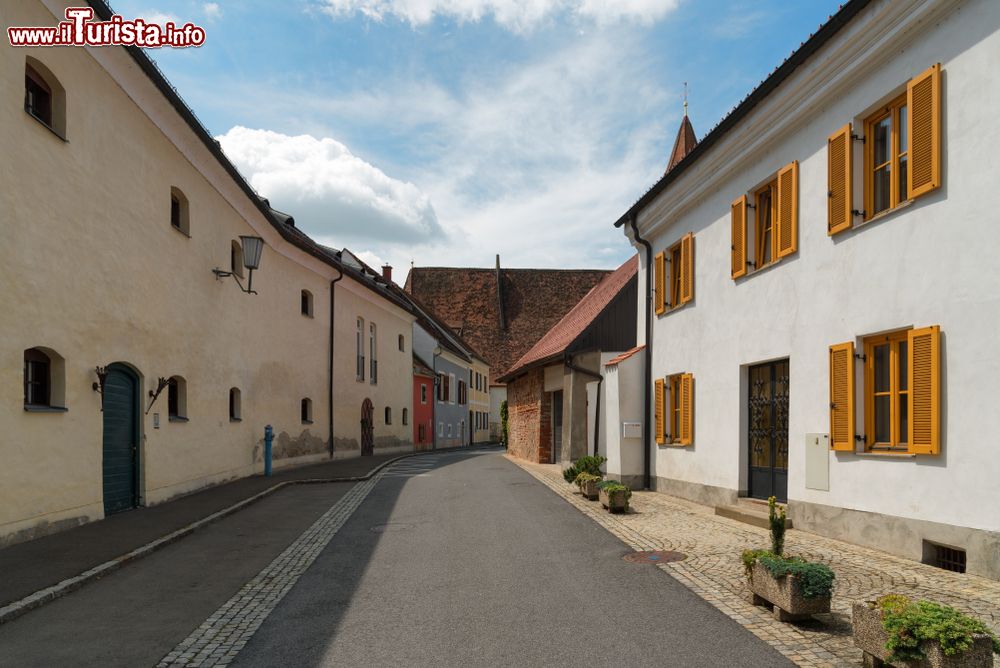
[908,325,940,454]
[776,161,798,258]
[907,63,941,199]
[654,378,665,444]
[679,233,694,304]
[829,341,855,451]
[654,251,666,315]
[731,196,747,279]
[828,125,853,235]
[678,373,693,445]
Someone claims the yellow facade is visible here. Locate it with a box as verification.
[0,0,415,545]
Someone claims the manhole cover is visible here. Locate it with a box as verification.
[369,523,413,533]
[622,550,686,564]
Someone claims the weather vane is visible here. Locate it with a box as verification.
[683,82,688,116]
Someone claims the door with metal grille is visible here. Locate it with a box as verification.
[102,364,140,514]
[748,360,789,502]
[361,398,374,456]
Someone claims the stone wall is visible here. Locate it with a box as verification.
[506,369,551,463]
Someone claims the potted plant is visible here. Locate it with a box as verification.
[575,472,601,500]
[853,594,999,667]
[562,455,606,492]
[741,497,834,622]
[597,480,631,513]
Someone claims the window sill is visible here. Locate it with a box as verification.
[302,419,314,425]
[301,313,314,319]
[857,199,915,230]
[735,256,788,282]
[657,302,690,317]
[25,109,68,142]
[169,416,189,423]
[657,441,689,448]
[171,225,191,238]
[24,404,68,413]
[855,450,916,459]
[230,417,242,423]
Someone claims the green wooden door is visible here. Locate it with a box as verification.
[103,364,139,514]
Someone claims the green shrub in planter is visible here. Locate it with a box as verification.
[597,480,632,511]
[561,455,606,484]
[876,594,1000,663]
[741,550,835,599]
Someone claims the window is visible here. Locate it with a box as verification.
[24,348,64,410]
[458,380,467,405]
[421,384,427,404]
[24,58,66,137]
[654,374,693,445]
[369,323,377,384]
[170,187,190,235]
[447,424,452,437]
[229,388,241,421]
[830,64,940,235]
[385,406,392,425]
[301,290,313,317]
[829,326,940,454]
[301,397,313,424]
[402,408,408,426]
[654,233,694,313]
[231,240,245,279]
[418,424,426,442]
[731,162,798,279]
[438,422,443,437]
[168,376,187,421]
[449,374,456,403]
[356,318,365,381]
[398,334,405,352]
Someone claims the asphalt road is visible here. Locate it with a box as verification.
[0,482,354,667]
[234,450,793,667]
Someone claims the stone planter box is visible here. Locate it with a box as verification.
[599,488,628,513]
[852,602,996,668]
[749,561,831,622]
[579,479,599,500]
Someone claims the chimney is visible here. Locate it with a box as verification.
[381,264,392,283]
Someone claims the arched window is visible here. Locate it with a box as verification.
[384,406,392,425]
[229,388,241,421]
[402,408,408,426]
[168,376,188,421]
[231,240,245,279]
[398,334,405,352]
[356,318,365,381]
[301,397,313,424]
[170,187,190,235]
[24,57,66,138]
[301,289,313,317]
[23,347,66,410]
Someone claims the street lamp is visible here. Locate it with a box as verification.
[213,235,264,294]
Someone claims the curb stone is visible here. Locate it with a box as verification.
[0,444,496,626]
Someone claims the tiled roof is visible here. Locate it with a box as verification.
[404,264,612,386]
[605,344,646,367]
[500,256,638,379]
[666,114,697,173]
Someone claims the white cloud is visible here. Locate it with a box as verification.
[216,127,444,244]
[142,10,181,26]
[318,0,679,32]
[203,3,223,21]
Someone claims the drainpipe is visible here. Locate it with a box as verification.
[562,352,603,457]
[432,350,440,450]
[628,212,653,490]
[328,268,343,458]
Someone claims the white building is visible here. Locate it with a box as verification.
[608,0,1000,579]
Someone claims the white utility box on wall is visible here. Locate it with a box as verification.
[622,422,642,439]
[804,433,830,491]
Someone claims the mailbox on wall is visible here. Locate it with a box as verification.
[622,422,642,439]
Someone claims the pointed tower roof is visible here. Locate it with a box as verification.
[666,113,697,173]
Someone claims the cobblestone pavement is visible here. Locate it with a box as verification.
[156,469,387,667]
[509,457,1000,668]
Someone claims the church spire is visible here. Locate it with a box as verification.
[666,83,697,174]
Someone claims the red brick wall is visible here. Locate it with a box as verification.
[507,368,551,463]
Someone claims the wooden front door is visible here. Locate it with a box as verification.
[102,363,140,514]
[748,360,789,502]
[361,398,374,456]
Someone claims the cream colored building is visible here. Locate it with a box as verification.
[1,0,416,546]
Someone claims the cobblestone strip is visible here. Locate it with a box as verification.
[156,469,387,667]
[510,458,1000,667]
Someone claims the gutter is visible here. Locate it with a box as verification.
[562,353,604,458]
[628,213,653,490]
[328,268,344,457]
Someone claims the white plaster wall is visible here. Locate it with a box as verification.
[635,0,1000,533]
[605,351,645,481]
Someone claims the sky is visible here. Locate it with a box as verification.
[112,0,843,276]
